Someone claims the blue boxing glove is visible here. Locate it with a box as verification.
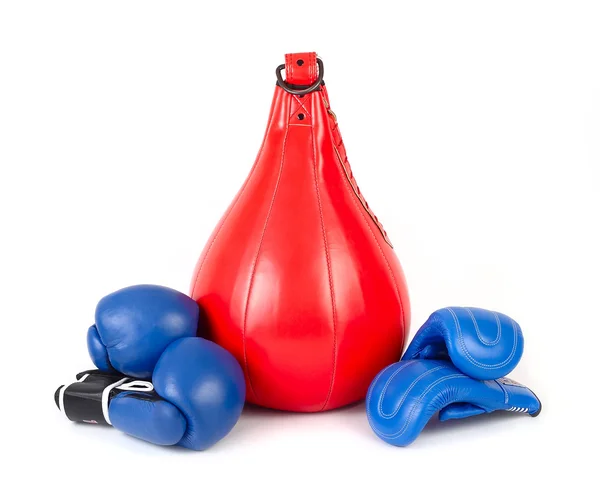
[402,307,524,380]
[87,285,199,378]
[56,337,246,450]
[366,359,541,447]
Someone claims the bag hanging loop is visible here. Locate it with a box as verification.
[275,58,324,95]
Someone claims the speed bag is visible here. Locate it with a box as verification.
[190,52,410,412]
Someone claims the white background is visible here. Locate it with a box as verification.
[1,1,597,496]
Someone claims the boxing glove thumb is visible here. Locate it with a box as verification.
[402,307,524,380]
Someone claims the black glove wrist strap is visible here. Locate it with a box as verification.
[55,370,154,425]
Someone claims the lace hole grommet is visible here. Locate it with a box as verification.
[297,113,305,120]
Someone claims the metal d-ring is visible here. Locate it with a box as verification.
[275,58,324,95]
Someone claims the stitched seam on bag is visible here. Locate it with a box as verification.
[335,150,406,339]
[290,94,312,119]
[242,121,291,403]
[372,374,466,439]
[323,96,392,248]
[465,308,502,346]
[323,98,405,335]
[445,308,518,369]
[285,53,294,83]
[190,113,271,296]
[331,141,392,247]
[311,105,338,412]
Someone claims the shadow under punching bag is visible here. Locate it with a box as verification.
[190,52,410,412]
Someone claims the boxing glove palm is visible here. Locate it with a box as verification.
[57,337,246,450]
[366,359,541,447]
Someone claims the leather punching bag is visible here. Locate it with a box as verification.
[190,52,410,412]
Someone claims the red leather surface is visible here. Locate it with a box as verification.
[190,53,410,412]
[284,52,317,85]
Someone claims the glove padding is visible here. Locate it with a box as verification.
[402,307,524,380]
[87,284,200,378]
[366,359,541,447]
[57,337,245,450]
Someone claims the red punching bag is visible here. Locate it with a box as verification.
[190,52,410,412]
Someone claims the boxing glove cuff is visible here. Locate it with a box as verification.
[55,370,154,426]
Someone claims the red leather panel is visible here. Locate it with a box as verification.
[284,52,318,85]
[191,53,410,412]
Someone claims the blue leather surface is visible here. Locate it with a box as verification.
[87,285,199,378]
[366,359,541,447]
[110,392,186,446]
[109,337,246,450]
[402,307,524,380]
[152,337,246,450]
[87,325,115,372]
